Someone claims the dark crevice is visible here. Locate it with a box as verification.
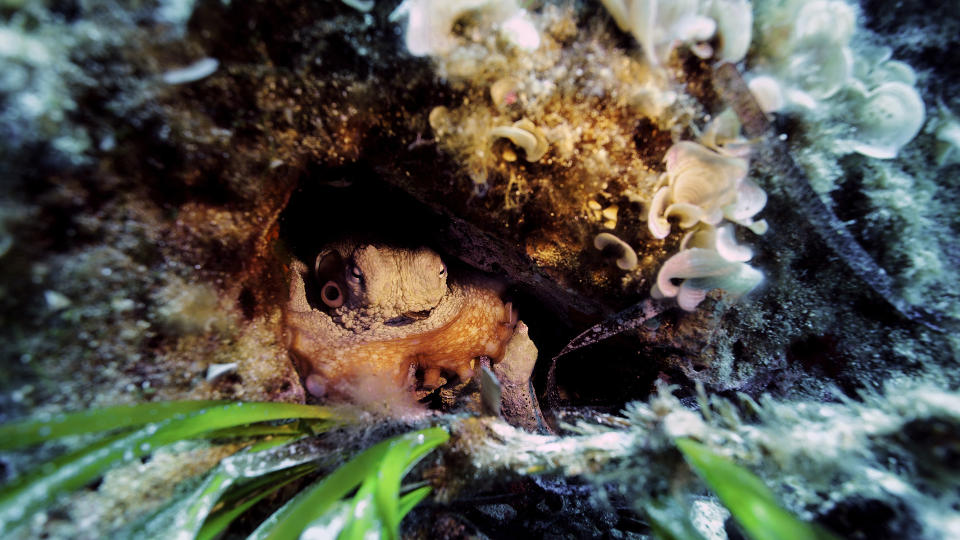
[238,287,257,320]
[816,497,920,540]
[278,163,450,262]
[275,166,665,410]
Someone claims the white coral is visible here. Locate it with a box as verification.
[681,223,753,262]
[647,138,766,310]
[842,81,926,160]
[599,0,752,65]
[700,108,752,158]
[651,246,763,311]
[706,0,753,62]
[723,177,768,234]
[749,0,926,159]
[390,0,537,57]
[653,223,763,310]
[647,141,751,239]
[594,232,639,270]
[600,0,714,65]
[490,118,549,162]
[747,75,784,114]
[749,1,855,109]
[932,104,960,166]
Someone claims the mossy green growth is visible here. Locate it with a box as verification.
[675,438,840,540]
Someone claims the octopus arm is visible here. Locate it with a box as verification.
[335,284,516,389]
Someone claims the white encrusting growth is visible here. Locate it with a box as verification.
[748,0,925,159]
[598,0,752,66]
[647,141,753,239]
[500,10,541,51]
[647,132,767,310]
[651,245,763,311]
[390,0,538,57]
[340,0,374,12]
[205,362,238,382]
[594,232,639,271]
[161,58,219,85]
[843,81,926,159]
[490,119,549,162]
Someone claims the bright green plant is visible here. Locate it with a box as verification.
[250,427,449,539]
[0,401,337,533]
[0,401,447,539]
[642,498,709,540]
[674,438,840,540]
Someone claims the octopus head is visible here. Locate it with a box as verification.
[315,243,448,324]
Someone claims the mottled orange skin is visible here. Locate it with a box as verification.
[285,258,516,401]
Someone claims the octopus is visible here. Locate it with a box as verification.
[284,241,519,403]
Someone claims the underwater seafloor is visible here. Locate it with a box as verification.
[1,0,959,538]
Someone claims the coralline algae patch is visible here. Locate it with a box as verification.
[388,0,944,318]
[417,1,667,197]
[447,378,960,540]
[390,0,770,311]
[745,0,960,317]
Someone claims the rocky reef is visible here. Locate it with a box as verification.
[1,0,959,537]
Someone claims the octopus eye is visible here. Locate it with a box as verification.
[347,264,363,283]
[438,262,446,276]
[321,280,345,308]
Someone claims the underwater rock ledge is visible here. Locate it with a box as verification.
[1,0,959,538]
